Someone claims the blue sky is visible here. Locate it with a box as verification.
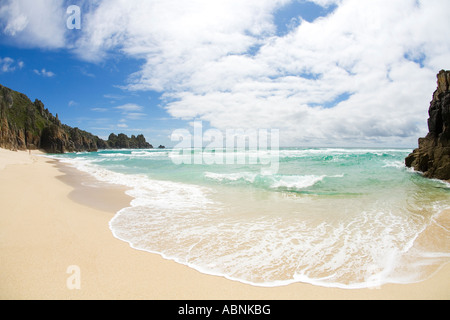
[1,0,450,147]
[0,45,183,144]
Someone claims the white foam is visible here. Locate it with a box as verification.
[57,156,215,211]
[98,153,134,158]
[204,172,345,191]
[434,179,450,189]
[278,148,412,159]
[383,160,406,168]
[109,194,440,289]
[204,172,258,183]
[130,150,169,158]
[270,175,326,190]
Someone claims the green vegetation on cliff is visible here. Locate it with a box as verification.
[0,84,153,153]
[107,133,152,149]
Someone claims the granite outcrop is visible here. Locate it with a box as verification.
[405,70,450,181]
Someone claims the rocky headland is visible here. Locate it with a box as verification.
[405,70,450,181]
[0,84,153,153]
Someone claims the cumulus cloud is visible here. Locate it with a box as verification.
[114,103,147,120]
[3,0,450,146]
[114,104,144,112]
[73,0,449,146]
[33,68,56,77]
[0,0,67,48]
[162,0,450,146]
[0,57,24,73]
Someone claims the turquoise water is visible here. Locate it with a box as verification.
[52,148,450,288]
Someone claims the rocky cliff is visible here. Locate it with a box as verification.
[107,133,153,149]
[0,84,153,153]
[405,70,450,180]
[0,84,107,153]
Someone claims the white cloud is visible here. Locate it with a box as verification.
[86,0,446,146]
[114,103,144,112]
[92,104,147,120]
[0,0,67,48]
[74,0,287,67]
[4,0,450,146]
[91,108,108,112]
[0,57,14,73]
[68,100,78,107]
[34,68,56,77]
[0,57,24,73]
[114,103,147,120]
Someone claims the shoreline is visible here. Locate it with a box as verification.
[1,148,449,300]
[55,161,133,214]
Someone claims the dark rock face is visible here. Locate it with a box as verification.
[406,70,450,180]
[107,133,153,149]
[0,84,153,153]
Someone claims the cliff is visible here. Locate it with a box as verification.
[0,84,106,153]
[107,133,153,149]
[405,70,450,180]
[0,84,153,153]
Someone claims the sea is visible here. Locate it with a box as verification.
[50,147,450,289]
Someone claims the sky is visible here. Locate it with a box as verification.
[1,0,449,148]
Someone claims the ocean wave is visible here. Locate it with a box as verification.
[109,198,449,289]
[204,172,345,191]
[278,148,412,157]
[269,175,327,190]
[131,150,169,157]
[204,172,258,183]
[57,157,215,211]
[433,179,450,189]
[97,152,132,158]
[382,160,406,168]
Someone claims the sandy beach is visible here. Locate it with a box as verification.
[0,147,449,300]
